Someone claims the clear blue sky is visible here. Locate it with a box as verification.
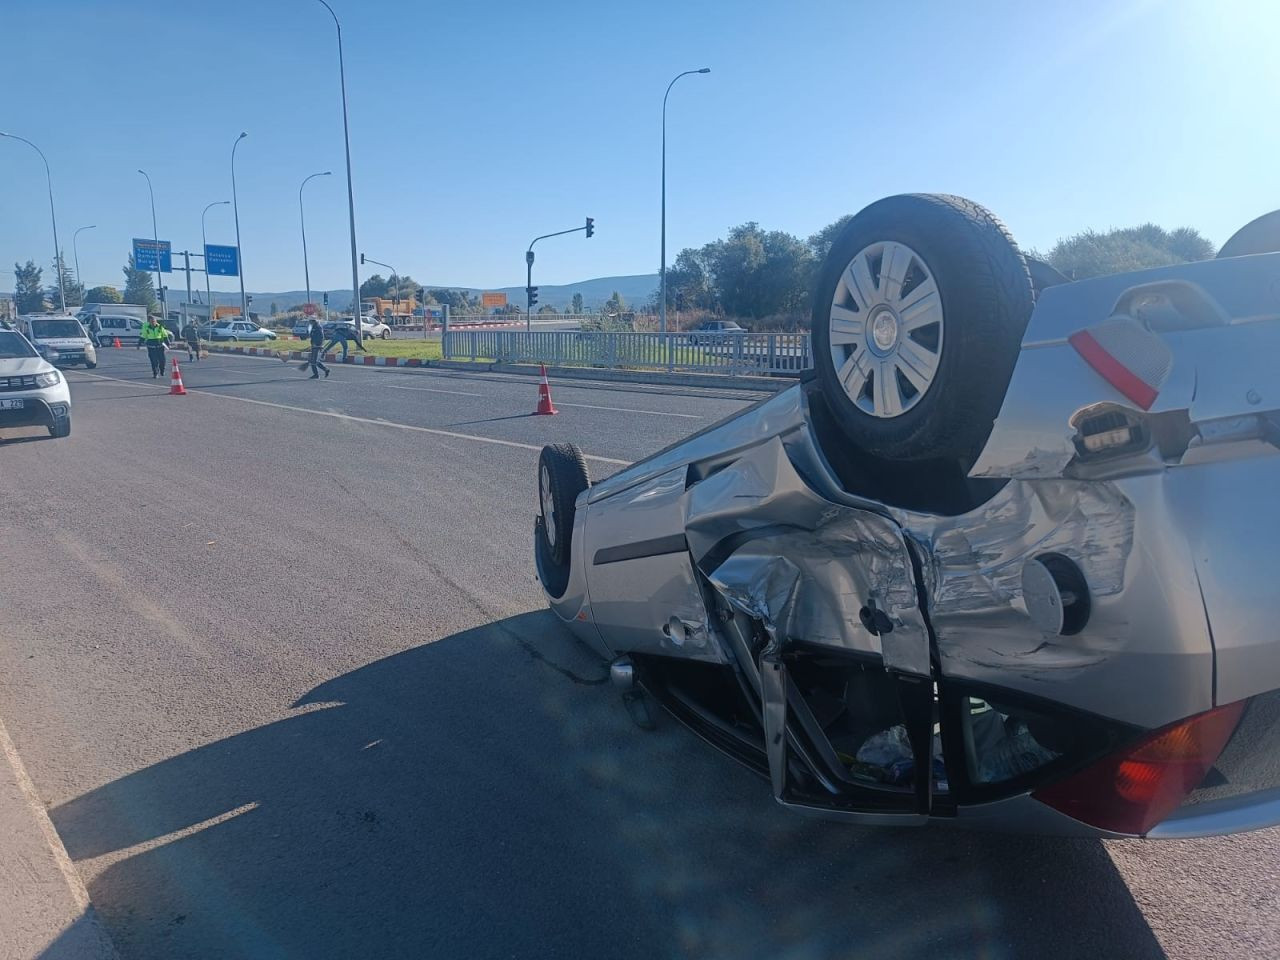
[2,0,1278,300]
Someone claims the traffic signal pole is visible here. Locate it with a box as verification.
[526,217,594,332]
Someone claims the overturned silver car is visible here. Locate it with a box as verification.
[535,194,1280,838]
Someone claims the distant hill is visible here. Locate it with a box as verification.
[241,273,659,314]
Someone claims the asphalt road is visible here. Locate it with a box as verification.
[0,349,1276,959]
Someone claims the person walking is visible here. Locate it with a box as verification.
[303,316,329,380]
[181,319,201,362]
[140,315,169,378]
[320,319,366,362]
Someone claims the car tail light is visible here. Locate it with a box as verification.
[1068,318,1173,411]
[1033,700,1246,835]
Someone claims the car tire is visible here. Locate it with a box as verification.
[811,193,1033,462]
[380,329,390,340]
[48,415,71,439]
[538,443,590,568]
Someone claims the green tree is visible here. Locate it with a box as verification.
[270,302,279,316]
[49,253,81,308]
[14,260,46,313]
[1041,224,1214,280]
[602,290,627,315]
[570,292,584,314]
[359,274,390,298]
[84,284,123,304]
[538,303,558,314]
[807,214,855,263]
[122,254,158,311]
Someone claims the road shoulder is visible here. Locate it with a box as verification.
[0,718,117,959]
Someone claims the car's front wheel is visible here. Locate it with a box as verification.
[380,329,391,340]
[812,194,1033,463]
[48,414,71,439]
[538,444,590,567]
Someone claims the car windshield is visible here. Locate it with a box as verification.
[30,320,84,338]
[0,331,38,359]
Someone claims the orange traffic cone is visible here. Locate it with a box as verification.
[534,364,558,415]
[169,357,187,396]
[113,337,122,349]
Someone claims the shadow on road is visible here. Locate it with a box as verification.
[52,611,1167,960]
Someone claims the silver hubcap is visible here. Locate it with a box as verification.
[828,240,944,419]
[540,464,556,547]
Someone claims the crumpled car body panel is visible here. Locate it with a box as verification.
[538,251,1280,837]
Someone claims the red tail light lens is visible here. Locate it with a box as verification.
[1033,700,1246,835]
[1068,314,1176,412]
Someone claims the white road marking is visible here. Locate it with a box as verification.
[73,371,630,465]
[553,401,702,419]
[385,384,484,397]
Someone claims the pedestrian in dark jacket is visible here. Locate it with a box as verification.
[181,321,200,362]
[304,318,329,379]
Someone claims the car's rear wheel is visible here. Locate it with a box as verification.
[812,194,1033,462]
[48,414,71,439]
[538,444,590,567]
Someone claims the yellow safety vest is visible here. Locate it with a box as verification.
[140,323,166,343]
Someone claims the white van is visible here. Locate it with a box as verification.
[92,314,145,347]
[20,315,98,369]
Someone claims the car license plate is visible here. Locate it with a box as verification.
[0,399,24,410]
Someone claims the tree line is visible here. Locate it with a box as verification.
[11,219,1220,321]
[659,215,1217,327]
[11,252,160,313]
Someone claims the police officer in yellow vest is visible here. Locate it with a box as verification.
[140,316,169,378]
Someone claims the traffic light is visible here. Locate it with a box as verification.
[359,253,366,265]
[585,217,594,238]
[527,285,539,308]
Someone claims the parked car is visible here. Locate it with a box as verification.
[19,315,98,369]
[291,318,315,338]
[689,319,746,345]
[535,192,1280,839]
[325,316,391,340]
[92,313,145,347]
[209,319,278,342]
[0,327,72,438]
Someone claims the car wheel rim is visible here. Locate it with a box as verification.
[540,465,556,547]
[828,240,944,419]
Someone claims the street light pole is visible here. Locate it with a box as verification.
[202,200,231,326]
[138,169,164,319]
[299,171,332,310]
[660,68,710,336]
[315,0,364,348]
[230,132,249,320]
[72,225,96,300]
[1,132,66,312]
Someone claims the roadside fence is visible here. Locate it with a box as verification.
[442,330,812,377]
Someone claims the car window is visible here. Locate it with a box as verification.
[30,320,85,338]
[0,331,37,359]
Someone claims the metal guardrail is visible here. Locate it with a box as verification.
[442,330,812,377]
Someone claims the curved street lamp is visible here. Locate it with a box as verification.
[230,132,248,319]
[72,225,96,298]
[138,169,163,316]
[660,68,710,335]
[299,171,333,309]
[202,200,231,324]
[1,132,66,311]
[314,0,363,346]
